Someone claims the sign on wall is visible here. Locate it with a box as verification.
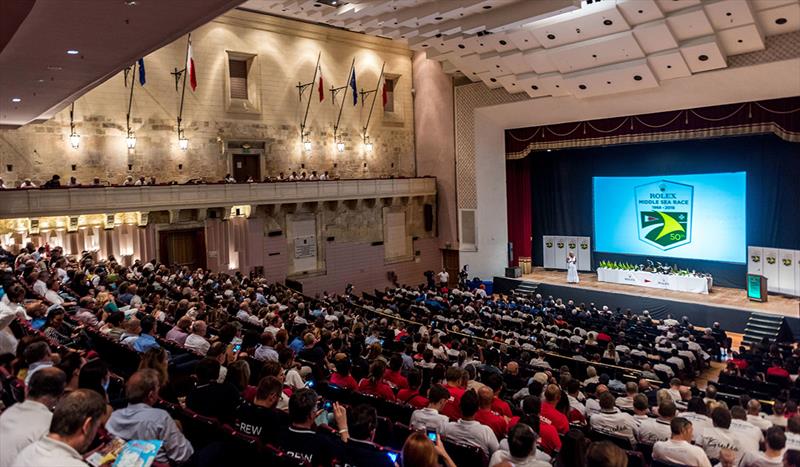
[294,235,317,259]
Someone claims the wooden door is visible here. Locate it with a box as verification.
[232,154,261,182]
[442,248,459,287]
[158,229,206,269]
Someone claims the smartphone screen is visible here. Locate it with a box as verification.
[426,429,437,442]
[386,452,398,463]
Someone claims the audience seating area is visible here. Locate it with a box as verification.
[0,245,798,467]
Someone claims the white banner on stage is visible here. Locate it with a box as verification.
[555,237,567,270]
[748,246,763,275]
[543,236,556,269]
[763,248,780,293]
[597,267,710,294]
[577,237,591,272]
[778,249,796,295]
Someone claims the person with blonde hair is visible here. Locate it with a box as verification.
[401,431,456,467]
[138,347,169,386]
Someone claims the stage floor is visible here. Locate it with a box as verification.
[521,268,799,319]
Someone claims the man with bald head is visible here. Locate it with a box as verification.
[474,386,508,438]
[586,384,608,417]
[0,367,66,467]
[106,369,194,464]
[746,399,772,431]
[540,384,569,434]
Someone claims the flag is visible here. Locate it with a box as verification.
[318,65,324,102]
[138,58,146,86]
[187,38,197,91]
[381,79,387,108]
[350,67,357,106]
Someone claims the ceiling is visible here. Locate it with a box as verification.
[0,0,246,129]
[242,0,800,99]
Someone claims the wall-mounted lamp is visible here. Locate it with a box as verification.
[336,140,345,153]
[69,102,80,149]
[178,130,189,151]
[126,131,137,149]
[303,138,312,152]
[363,135,373,153]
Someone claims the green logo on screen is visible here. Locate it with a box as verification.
[634,180,693,251]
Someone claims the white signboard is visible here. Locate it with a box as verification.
[294,235,317,259]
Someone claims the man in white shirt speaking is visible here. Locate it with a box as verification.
[653,417,711,467]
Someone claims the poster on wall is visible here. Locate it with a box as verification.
[778,249,796,295]
[748,246,763,275]
[294,235,317,259]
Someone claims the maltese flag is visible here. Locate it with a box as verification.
[187,37,197,91]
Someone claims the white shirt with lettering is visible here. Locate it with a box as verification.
[697,426,744,462]
[729,419,763,454]
[636,418,672,445]
[442,419,499,457]
[589,409,638,445]
[652,438,711,467]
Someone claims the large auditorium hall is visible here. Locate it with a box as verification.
[1,1,799,466]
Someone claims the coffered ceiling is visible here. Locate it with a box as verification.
[242,0,800,98]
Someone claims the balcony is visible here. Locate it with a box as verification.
[0,177,437,219]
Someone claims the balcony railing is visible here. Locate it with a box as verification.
[0,177,437,219]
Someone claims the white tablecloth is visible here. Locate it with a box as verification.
[596,267,711,294]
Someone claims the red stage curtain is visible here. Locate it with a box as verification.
[506,158,531,267]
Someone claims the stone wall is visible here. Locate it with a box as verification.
[0,9,415,186]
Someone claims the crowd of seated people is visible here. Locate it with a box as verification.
[0,242,798,466]
[0,169,427,190]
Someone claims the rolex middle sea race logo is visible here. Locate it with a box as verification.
[635,180,693,251]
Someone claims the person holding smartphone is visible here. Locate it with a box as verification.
[401,431,456,467]
[341,404,396,467]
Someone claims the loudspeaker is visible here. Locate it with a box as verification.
[423,204,433,232]
[505,267,521,278]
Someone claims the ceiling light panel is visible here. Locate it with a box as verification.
[529,4,631,49]
[679,36,728,73]
[703,0,756,31]
[546,30,645,74]
[665,5,715,42]
[654,0,702,15]
[562,58,659,98]
[716,23,766,56]
[646,49,692,81]
[632,19,679,54]
[756,2,800,36]
[616,0,665,26]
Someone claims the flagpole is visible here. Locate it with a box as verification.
[333,58,355,143]
[300,52,321,141]
[126,63,136,139]
[177,33,191,138]
[362,62,385,143]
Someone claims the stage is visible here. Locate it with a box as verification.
[494,267,800,336]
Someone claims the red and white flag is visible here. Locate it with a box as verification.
[381,80,388,107]
[318,65,324,102]
[187,37,197,91]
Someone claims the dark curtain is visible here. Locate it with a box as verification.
[521,133,800,288]
[506,159,531,266]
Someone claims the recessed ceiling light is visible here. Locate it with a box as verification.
[603,19,613,26]
[499,40,507,46]
[489,78,497,82]
[434,16,443,20]
[67,49,80,55]
[737,39,743,43]
[458,44,465,49]
[547,149,552,152]
[633,75,642,81]
[547,33,556,40]
[698,54,709,61]
[775,17,787,25]
[578,84,587,90]
[11,98,21,103]
[531,85,539,90]
[483,5,492,9]
[124,0,137,5]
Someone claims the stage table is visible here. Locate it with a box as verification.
[596,267,712,294]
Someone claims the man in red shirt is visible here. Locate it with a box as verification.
[440,367,466,420]
[540,384,569,434]
[383,355,408,390]
[486,374,513,418]
[396,370,428,409]
[766,360,790,380]
[474,387,508,438]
